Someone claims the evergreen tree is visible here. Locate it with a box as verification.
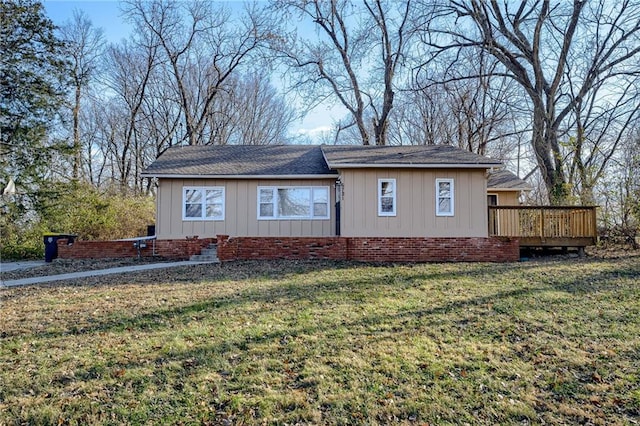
[0,0,69,192]
[1,0,69,258]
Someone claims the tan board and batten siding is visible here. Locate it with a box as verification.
[488,191,519,205]
[157,178,336,239]
[339,168,489,238]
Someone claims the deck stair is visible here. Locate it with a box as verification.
[189,244,220,263]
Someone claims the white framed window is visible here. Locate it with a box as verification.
[436,178,454,216]
[258,186,330,220]
[183,186,225,220]
[378,178,396,216]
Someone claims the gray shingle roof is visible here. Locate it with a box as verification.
[321,144,502,168]
[142,145,337,178]
[487,169,531,190]
[142,144,504,178]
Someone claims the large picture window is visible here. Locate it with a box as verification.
[258,186,329,220]
[435,178,454,216]
[183,186,225,220]
[378,178,396,216]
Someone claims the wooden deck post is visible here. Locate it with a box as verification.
[540,208,545,243]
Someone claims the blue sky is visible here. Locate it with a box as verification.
[43,0,341,142]
[44,1,132,44]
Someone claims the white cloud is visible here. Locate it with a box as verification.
[294,126,333,136]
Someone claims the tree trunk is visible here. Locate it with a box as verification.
[356,113,371,145]
[72,85,81,180]
[531,104,568,205]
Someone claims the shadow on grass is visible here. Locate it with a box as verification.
[4,257,640,423]
[99,258,640,411]
[6,257,638,342]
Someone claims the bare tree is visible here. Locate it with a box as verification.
[397,47,523,157]
[78,90,108,186]
[138,66,183,157]
[77,2,290,194]
[562,15,640,204]
[388,87,443,146]
[210,71,296,145]
[58,9,105,181]
[597,130,640,247]
[441,60,515,156]
[421,0,640,204]
[122,0,270,146]
[102,38,158,190]
[273,0,414,145]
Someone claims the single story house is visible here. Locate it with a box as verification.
[139,144,528,262]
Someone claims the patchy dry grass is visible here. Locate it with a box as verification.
[1,258,640,425]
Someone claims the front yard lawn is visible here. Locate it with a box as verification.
[1,257,639,425]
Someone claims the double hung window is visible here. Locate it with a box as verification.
[258,186,329,219]
[378,179,396,216]
[183,187,225,220]
[435,179,454,216]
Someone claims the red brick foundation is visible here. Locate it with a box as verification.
[56,236,519,262]
[57,238,214,260]
[155,238,215,259]
[56,239,143,259]
[216,236,519,263]
[215,235,347,262]
[345,237,519,262]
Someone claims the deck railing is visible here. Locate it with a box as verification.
[488,206,598,247]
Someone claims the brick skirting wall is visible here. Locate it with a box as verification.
[56,238,214,260]
[56,236,519,262]
[155,238,215,259]
[216,235,519,263]
[345,237,519,262]
[215,235,347,262]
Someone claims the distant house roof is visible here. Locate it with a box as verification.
[142,144,504,179]
[141,145,338,179]
[487,169,531,191]
[322,144,502,169]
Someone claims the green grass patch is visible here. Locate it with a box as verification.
[1,258,640,424]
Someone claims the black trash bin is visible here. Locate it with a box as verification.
[43,233,77,262]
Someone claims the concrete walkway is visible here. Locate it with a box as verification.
[0,260,46,273]
[0,261,214,288]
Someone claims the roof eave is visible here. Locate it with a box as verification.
[141,173,339,179]
[327,162,501,169]
[488,186,532,192]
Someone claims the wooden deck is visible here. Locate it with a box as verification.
[488,206,598,248]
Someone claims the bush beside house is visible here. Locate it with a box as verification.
[1,183,155,259]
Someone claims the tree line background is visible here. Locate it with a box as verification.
[2,0,639,258]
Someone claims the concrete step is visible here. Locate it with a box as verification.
[189,254,220,263]
[189,244,219,263]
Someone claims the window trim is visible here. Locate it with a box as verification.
[182,186,225,221]
[257,186,330,220]
[378,178,397,217]
[435,178,454,217]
